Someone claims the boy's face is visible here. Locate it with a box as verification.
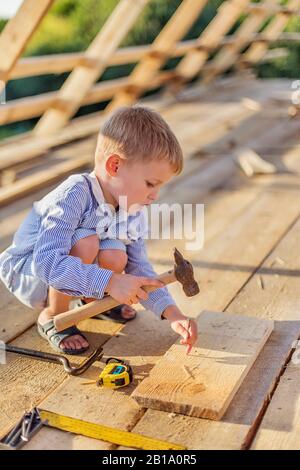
[111,158,175,213]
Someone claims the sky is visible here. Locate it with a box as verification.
[0,0,24,19]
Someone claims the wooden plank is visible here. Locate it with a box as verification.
[9,42,193,80]
[126,320,300,449]
[132,311,273,420]
[0,0,54,91]
[108,0,208,110]
[251,360,300,449]
[246,2,300,15]
[33,0,149,136]
[0,154,92,207]
[0,71,173,127]
[9,31,297,80]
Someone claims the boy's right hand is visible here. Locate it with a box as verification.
[105,273,164,305]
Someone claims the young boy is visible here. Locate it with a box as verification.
[0,106,197,355]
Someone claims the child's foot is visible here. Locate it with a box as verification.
[38,309,89,353]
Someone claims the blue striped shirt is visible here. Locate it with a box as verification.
[3,171,176,318]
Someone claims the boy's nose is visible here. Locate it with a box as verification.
[149,190,159,201]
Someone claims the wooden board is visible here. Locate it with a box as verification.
[0,0,54,88]
[131,311,273,420]
[251,360,300,450]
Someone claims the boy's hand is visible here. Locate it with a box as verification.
[162,305,198,355]
[105,273,164,305]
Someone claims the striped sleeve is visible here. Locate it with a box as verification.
[125,238,176,318]
[33,183,113,298]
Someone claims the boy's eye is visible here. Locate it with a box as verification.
[146,181,155,188]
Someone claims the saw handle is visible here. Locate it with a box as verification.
[54,270,175,332]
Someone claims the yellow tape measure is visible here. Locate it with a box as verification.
[97,357,133,389]
[81,357,133,389]
[39,410,185,450]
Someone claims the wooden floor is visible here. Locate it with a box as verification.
[1,73,300,449]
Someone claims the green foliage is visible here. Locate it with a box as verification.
[257,15,300,78]
[0,18,7,33]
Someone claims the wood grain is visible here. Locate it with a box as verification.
[132,311,273,420]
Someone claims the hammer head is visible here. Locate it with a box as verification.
[173,248,200,297]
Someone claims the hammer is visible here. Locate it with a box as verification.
[54,248,199,332]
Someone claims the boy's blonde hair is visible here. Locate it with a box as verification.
[95,106,183,175]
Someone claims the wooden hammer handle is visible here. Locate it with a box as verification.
[54,270,175,332]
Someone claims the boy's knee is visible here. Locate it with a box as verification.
[98,249,128,273]
[70,235,99,264]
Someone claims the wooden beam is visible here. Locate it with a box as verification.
[240,47,289,67]
[33,0,149,137]
[9,32,300,80]
[246,2,300,15]
[107,0,208,111]
[132,311,273,420]
[203,0,279,82]
[0,154,92,207]
[170,0,250,90]
[0,71,173,160]
[251,353,300,449]
[0,71,176,127]
[0,0,54,93]
[11,46,150,79]
[241,0,300,66]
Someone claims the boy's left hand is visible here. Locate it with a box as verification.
[162,306,198,354]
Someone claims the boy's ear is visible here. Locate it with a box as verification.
[105,154,122,176]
